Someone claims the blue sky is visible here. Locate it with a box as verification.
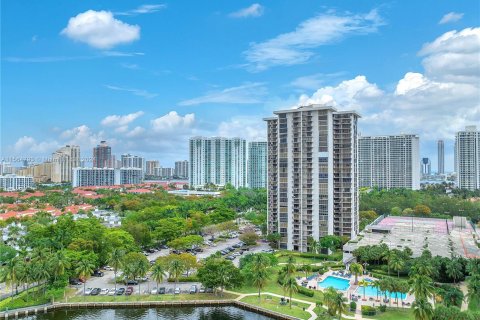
[1,1,479,170]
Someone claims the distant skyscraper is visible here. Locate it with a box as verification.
[248,141,267,189]
[359,134,420,190]
[51,145,80,183]
[175,160,189,179]
[121,154,145,171]
[437,140,445,174]
[421,158,431,176]
[265,105,360,252]
[189,137,247,188]
[146,160,160,176]
[93,141,112,168]
[455,126,480,190]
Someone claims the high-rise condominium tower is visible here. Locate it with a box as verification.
[248,141,267,189]
[265,105,360,252]
[437,140,445,174]
[93,141,112,168]
[189,137,247,188]
[421,158,431,176]
[175,160,189,179]
[455,126,480,190]
[121,154,145,171]
[51,145,80,183]
[358,134,420,190]
[146,160,160,176]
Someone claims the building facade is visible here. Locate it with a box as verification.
[16,162,52,183]
[455,126,480,190]
[438,140,445,174]
[146,160,160,176]
[265,105,360,252]
[121,154,145,172]
[72,168,143,187]
[421,158,431,176]
[358,134,420,190]
[93,141,113,168]
[51,145,80,183]
[175,160,189,179]
[0,175,34,191]
[189,137,247,188]
[248,141,267,189]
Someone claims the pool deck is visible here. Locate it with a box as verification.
[298,270,415,309]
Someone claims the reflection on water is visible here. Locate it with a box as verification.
[22,306,273,320]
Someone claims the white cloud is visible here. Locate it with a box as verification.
[439,12,464,24]
[101,111,144,126]
[178,83,267,106]
[290,72,346,90]
[419,27,480,83]
[13,136,60,154]
[125,126,146,138]
[244,9,384,71]
[229,4,264,18]
[60,125,109,148]
[61,10,140,49]
[116,4,166,16]
[105,85,157,98]
[217,116,266,141]
[151,111,195,132]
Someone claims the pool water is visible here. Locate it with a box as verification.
[318,276,351,291]
[355,285,407,300]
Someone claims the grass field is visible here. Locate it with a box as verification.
[240,295,311,319]
[68,292,238,303]
[365,308,415,320]
[468,295,479,311]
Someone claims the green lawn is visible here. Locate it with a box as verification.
[240,295,311,320]
[468,295,479,311]
[0,287,73,312]
[68,292,237,303]
[364,307,415,320]
[277,255,321,264]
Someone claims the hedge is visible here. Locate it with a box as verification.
[297,286,315,297]
[167,276,198,283]
[275,251,342,261]
[361,305,376,316]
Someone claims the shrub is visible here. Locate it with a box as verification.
[361,305,376,316]
[297,286,315,297]
[378,304,387,312]
[350,301,357,311]
[167,276,198,282]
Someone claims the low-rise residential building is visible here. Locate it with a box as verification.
[72,168,143,187]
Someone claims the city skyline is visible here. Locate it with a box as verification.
[2,1,479,171]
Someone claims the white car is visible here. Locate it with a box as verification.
[84,288,93,295]
[103,266,114,271]
[151,287,158,294]
[174,287,181,294]
[108,288,116,296]
[100,288,109,295]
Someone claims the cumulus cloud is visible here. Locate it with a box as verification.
[217,116,266,141]
[244,9,384,71]
[13,136,60,154]
[178,83,267,106]
[61,10,140,49]
[439,12,464,24]
[229,4,264,18]
[151,111,195,132]
[101,111,144,127]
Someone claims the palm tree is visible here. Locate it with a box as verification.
[383,250,396,276]
[251,254,270,300]
[358,279,369,300]
[302,263,311,279]
[75,257,95,297]
[465,274,480,305]
[50,250,70,282]
[168,259,185,295]
[390,255,405,278]
[108,248,125,295]
[323,287,338,316]
[409,275,434,300]
[372,279,382,301]
[349,263,363,285]
[466,259,480,276]
[410,261,434,278]
[283,276,298,309]
[445,259,463,283]
[0,257,22,300]
[136,258,150,295]
[332,291,348,320]
[151,262,166,292]
[412,298,433,320]
[398,280,409,306]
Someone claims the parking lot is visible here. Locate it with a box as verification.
[73,234,271,296]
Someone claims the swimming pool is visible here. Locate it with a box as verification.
[355,285,407,300]
[318,276,351,291]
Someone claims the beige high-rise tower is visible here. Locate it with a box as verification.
[51,145,80,183]
[264,105,360,252]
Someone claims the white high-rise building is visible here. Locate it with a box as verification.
[51,145,80,183]
[121,154,145,172]
[455,126,480,190]
[438,140,445,174]
[189,137,247,188]
[146,160,160,176]
[248,142,267,189]
[421,158,431,176]
[359,134,420,190]
[0,175,34,191]
[175,160,189,179]
[72,168,143,187]
[265,105,360,252]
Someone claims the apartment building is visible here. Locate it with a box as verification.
[16,162,52,183]
[264,105,360,252]
[175,160,189,179]
[438,140,445,174]
[0,175,34,191]
[358,134,420,190]
[72,168,143,187]
[248,141,267,189]
[93,141,113,168]
[455,126,480,190]
[121,154,145,172]
[51,145,80,183]
[146,160,160,176]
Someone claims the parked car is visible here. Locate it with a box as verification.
[90,288,101,295]
[125,279,138,285]
[159,244,168,249]
[69,278,82,285]
[205,288,214,293]
[151,287,158,294]
[199,287,205,293]
[158,287,166,294]
[92,270,104,277]
[189,285,197,294]
[84,288,93,295]
[125,286,134,295]
[115,288,125,295]
[100,288,109,295]
[226,255,235,260]
[103,266,114,271]
[108,288,116,296]
[174,287,181,294]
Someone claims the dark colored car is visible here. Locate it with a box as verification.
[69,278,82,285]
[158,287,166,294]
[90,288,101,295]
[125,286,134,295]
[125,279,138,285]
[115,288,125,295]
[205,288,214,293]
[92,270,104,277]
